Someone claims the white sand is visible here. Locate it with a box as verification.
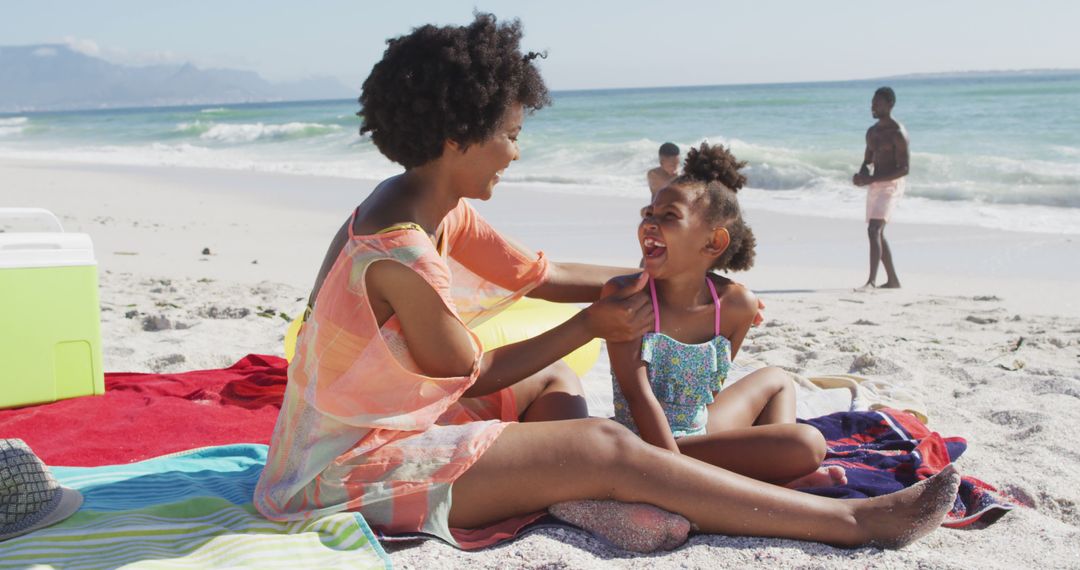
[4,158,1079,568]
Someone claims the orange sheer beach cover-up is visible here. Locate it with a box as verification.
[254,199,549,547]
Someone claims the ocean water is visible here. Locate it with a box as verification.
[2,71,1078,234]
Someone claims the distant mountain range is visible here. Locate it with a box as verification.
[0,44,355,112]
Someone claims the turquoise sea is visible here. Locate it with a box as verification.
[2,71,1078,234]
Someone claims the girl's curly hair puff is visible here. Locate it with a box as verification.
[359,13,550,168]
[671,142,756,272]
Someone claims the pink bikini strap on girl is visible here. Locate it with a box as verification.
[706,276,722,336]
[648,276,723,335]
[649,278,661,333]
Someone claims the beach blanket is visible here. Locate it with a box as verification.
[1,356,1014,552]
[0,354,287,466]
[799,408,1020,527]
[0,444,390,569]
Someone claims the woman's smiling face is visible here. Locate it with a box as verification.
[450,104,523,200]
[639,183,722,279]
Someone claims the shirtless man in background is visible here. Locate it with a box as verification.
[853,87,909,289]
[647,142,680,196]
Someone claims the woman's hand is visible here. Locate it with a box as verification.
[584,272,654,342]
[471,274,650,397]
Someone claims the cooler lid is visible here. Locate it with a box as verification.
[0,208,96,269]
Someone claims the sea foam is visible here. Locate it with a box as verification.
[199,122,341,143]
[173,121,342,143]
[2,73,1078,235]
[0,117,28,137]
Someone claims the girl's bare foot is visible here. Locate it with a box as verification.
[549,500,691,553]
[785,465,848,489]
[851,463,961,549]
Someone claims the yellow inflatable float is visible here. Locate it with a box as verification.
[283,297,601,377]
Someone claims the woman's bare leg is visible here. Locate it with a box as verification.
[450,419,959,548]
[509,360,589,422]
[548,499,691,552]
[507,362,690,550]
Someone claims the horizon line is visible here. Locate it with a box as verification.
[3,67,1077,116]
[549,66,1080,94]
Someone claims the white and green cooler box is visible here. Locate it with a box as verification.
[0,208,104,409]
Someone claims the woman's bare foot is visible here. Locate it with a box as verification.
[851,463,961,549]
[549,500,691,553]
[880,280,901,289]
[785,466,848,489]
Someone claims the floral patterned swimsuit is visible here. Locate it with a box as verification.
[612,277,732,438]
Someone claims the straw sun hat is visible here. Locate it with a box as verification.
[0,439,83,541]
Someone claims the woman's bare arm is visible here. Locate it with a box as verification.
[528,261,636,303]
[368,263,653,393]
[306,219,350,310]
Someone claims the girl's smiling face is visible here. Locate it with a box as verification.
[639,183,728,279]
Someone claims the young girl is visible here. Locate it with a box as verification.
[609,142,846,488]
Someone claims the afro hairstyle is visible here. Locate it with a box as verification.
[672,142,756,272]
[359,13,550,168]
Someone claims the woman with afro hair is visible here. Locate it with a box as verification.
[255,13,959,553]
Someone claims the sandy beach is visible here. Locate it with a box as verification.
[4,157,1080,568]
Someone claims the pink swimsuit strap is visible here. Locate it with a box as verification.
[648,276,722,335]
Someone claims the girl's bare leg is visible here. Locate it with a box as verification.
[678,424,828,483]
[678,366,837,484]
[450,419,959,548]
[706,366,798,430]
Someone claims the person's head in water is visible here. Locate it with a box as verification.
[359,13,550,198]
[640,142,756,279]
[658,142,680,176]
[872,87,896,120]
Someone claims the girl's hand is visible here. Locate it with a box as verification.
[584,272,653,342]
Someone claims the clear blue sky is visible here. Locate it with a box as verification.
[4,1,1079,90]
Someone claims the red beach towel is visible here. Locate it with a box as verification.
[798,408,1024,527]
[0,354,287,466]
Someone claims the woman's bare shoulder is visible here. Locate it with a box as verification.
[351,176,417,236]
